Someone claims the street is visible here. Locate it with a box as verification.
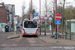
[0,32,75,50]
[0,47,75,50]
[0,32,52,47]
[0,0,75,50]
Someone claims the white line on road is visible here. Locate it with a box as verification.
[0,44,17,46]
[27,38,36,44]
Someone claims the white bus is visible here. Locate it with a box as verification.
[22,19,38,37]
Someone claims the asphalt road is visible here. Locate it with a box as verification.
[0,32,51,47]
[0,32,75,50]
[0,47,75,50]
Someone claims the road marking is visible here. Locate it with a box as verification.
[30,44,44,46]
[0,44,17,46]
[12,44,17,46]
[27,38,36,43]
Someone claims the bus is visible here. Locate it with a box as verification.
[22,19,38,37]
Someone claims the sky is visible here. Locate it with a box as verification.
[0,0,39,17]
[0,0,75,17]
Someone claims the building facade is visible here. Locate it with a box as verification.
[0,2,15,31]
[0,3,7,23]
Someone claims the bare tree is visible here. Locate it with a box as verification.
[42,0,54,16]
[21,0,25,28]
[42,0,54,35]
[25,1,36,19]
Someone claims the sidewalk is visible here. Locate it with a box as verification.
[2,31,21,39]
[39,32,75,46]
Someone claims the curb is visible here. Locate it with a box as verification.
[7,35,20,39]
[38,37,59,44]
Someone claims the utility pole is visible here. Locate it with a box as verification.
[62,0,65,38]
[44,0,47,35]
[39,0,41,35]
[55,0,57,35]
[31,0,32,14]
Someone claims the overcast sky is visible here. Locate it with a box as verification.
[0,0,75,17]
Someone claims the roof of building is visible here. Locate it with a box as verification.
[66,19,75,22]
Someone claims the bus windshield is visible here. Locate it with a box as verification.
[24,21,37,28]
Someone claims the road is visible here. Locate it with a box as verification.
[0,32,75,50]
[0,32,51,47]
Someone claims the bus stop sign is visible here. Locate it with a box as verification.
[34,13,38,16]
[55,20,61,25]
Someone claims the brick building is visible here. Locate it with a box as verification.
[0,3,8,23]
[0,2,15,31]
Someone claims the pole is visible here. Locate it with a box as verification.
[14,17,17,36]
[22,1,25,28]
[39,0,41,35]
[31,0,32,14]
[44,0,47,35]
[57,24,58,42]
[22,7,24,28]
[70,19,71,40]
[30,0,33,20]
[14,24,16,36]
[49,16,52,35]
[55,0,57,35]
[50,22,51,35]
[45,16,46,35]
[70,8,72,40]
[22,6,24,28]
[65,21,67,39]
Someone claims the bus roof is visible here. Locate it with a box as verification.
[24,20,37,22]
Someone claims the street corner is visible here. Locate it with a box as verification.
[7,34,20,39]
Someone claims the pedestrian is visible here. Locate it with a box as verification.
[5,24,9,32]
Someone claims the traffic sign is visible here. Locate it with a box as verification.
[34,13,38,16]
[14,16,16,17]
[55,20,61,25]
[55,14,62,20]
[45,15,47,19]
[33,16,39,19]
[14,16,17,19]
